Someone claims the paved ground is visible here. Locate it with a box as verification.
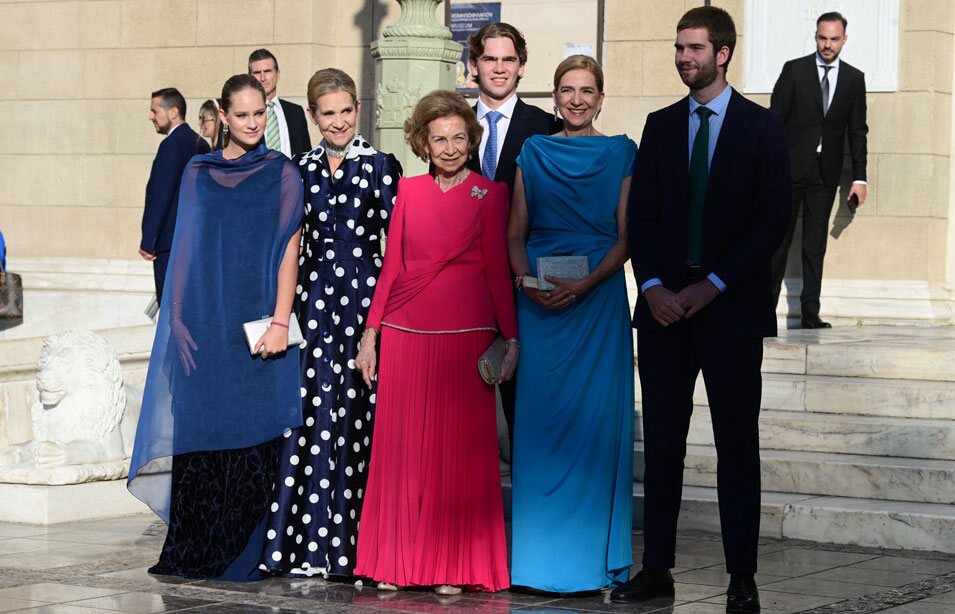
[0,515,954,613]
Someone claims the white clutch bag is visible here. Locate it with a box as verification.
[242,316,305,355]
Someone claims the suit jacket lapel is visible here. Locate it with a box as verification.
[805,55,825,115]
[707,90,744,201]
[495,98,527,181]
[468,103,482,174]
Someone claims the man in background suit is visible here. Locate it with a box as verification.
[612,7,790,612]
[249,48,312,158]
[140,87,210,305]
[770,12,868,329]
[465,21,562,458]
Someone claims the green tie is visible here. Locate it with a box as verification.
[266,101,281,151]
[688,106,714,266]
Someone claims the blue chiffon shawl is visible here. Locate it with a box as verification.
[128,144,304,522]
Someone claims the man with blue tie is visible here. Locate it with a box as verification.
[465,22,561,459]
[613,7,790,612]
[140,88,210,305]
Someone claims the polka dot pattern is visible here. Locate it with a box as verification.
[263,137,401,578]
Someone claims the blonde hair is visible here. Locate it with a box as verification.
[553,54,604,93]
[404,90,482,162]
[307,68,359,112]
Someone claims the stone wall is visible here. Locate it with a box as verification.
[2,0,953,323]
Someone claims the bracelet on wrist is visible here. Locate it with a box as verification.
[504,338,520,349]
[270,321,289,329]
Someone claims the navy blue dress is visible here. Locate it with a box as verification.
[262,135,401,577]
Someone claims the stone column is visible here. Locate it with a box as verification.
[372,0,463,175]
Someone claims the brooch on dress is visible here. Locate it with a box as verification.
[471,186,488,200]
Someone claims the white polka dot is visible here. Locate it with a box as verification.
[352,442,360,452]
[351,175,360,184]
[304,465,313,476]
[347,389,357,399]
[337,193,347,203]
[333,513,342,524]
[382,175,393,185]
[354,198,362,208]
[345,466,354,476]
[311,396,321,407]
[337,436,345,447]
[302,514,312,524]
[310,184,319,193]
[344,489,352,499]
[361,298,371,308]
[286,526,294,536]
[290,553,296,563]
[290,455,300,466]
[306,416,315,426]
[285,476,295,487]
[283,428,292,438]
[272,551,282,562]
[306,368,315,378]
[320,478,330,489]
[352,247,363,257]
[308,542,318,552]
[363,163,373,172]
[381,210,389,219]
[309,493,319,503]
[296,534,303,544]
[332,536,341,547]
[335,169,344,179]
[340,296,350,306]
[367,277,376,287]
[318,211,328,221]
[308,319,318,330]
[299,436,307,446]
[318,527,328,537]
[326,249,335,259]
[267,529,276,539]
[339,556,349,566]
[271,502,279,512]
[320,430,331,441]
[300,387,307,398]
[311,444,320,454]
[313,347,323,358]
[355,419,363,429]
[355,226,365,236]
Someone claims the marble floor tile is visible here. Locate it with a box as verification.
[671,568,787,587]
[0,582,124,602]
[850,556,955,576]
[758,547,879,566]
[800,566,933,588]
[732,560,836,577]
[65,591,219,613]
[2,606,118,614]
[0,597,47,612]
[96,566,200,586]
[0,553,91,571]
[923,590,955,604]
[879,600,955,614]
[702,588,840,611]
[761,576,885,598]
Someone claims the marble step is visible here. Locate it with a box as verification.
[635,328,955,382]
[634,372,955,420]
[634,443,955,504]
[631,483,955,554]
[634,406,955,460]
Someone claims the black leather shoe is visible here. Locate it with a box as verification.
[800,316,832,329]
[609,567,675,603]
[726,574,760,613]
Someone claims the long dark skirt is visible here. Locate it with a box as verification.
[149,440,279,581]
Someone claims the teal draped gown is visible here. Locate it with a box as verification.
[511,134,637,593]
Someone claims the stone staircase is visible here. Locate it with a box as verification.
[633,325,955,554]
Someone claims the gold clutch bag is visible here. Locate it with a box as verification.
[477,336,506,385]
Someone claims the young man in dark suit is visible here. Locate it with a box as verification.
[140,87,211,304]
[770,12,868,329]
[613,7,790,612]
[249,48,312,158]
[465,22,561,457]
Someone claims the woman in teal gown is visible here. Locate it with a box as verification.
[508,55,637,593]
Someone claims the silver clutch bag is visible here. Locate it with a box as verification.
[478,336,506,385]
[529,256,590,291]
[242,316,305,355]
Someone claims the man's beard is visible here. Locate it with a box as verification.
[680,58,719,91]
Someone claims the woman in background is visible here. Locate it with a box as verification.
[508,55,637,593]
[262,68,401,580]
[128,74,303,580]
[354,90,517,594]
[198,99,223,150]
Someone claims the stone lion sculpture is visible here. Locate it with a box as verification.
[0,330,142,484]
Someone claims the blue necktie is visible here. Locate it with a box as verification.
[481,111,503,180]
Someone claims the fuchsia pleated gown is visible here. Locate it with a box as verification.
[354,172,516,591]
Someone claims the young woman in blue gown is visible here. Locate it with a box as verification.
[128,74,304,580]
[508,55,637,593]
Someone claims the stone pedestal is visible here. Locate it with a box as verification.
[372,0,462,175]
[0,479,150,524]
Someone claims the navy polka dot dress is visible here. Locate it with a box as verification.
[262,135,401,577]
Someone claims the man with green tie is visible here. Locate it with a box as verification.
[616,7,791,612]
[248,48,312,158]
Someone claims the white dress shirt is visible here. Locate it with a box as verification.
[476,94,519,168]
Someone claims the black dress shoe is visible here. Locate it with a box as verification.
[800,316,832,329]
[609,567,675,603]
[726,574,760,613]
